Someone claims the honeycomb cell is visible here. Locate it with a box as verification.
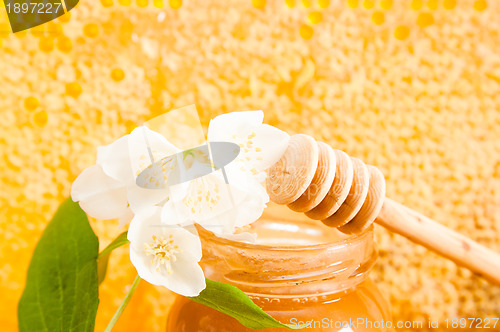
[299,24,314,39]
[33,110,48,127]
[411,0,423,10]
[371,11,385,25]
[427,0,438,10]
[169,0,182,9]
[119,0,132,6]
[31,24,47,37]
[474,0,487,11]
[58,12,71,23]
[347,0,358,8]
[443,0,457,10]
[24,97,39,111]
[111,68,125,81]
[15,30,27,39]
[0,23,10,34]
[363,0,374,9]
[57,36,73,53]
[285,0,296,8]
[252,0,266,9]
[137,0,148,7]
[394,25,410,40]
[417,12,434,28]
[318,0,329,9]
[47,22,63,35]
[308,12,323,25]
[380,0,392,10]
[66,82,82,98]
[83,23,99,38]
[39,37,54,53]
[101,0,114,7]
[302,0,312,8]
[153,0,163,7]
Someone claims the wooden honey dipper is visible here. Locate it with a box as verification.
[266,134,500,286]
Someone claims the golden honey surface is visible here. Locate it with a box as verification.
[0,0,499,331]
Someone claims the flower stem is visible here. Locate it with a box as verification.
[104,274,141,332]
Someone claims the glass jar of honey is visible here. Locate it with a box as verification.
[166,204,391,331]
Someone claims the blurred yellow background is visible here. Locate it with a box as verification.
[1,0,499,331]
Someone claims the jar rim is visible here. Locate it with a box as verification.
[196,222,373,252]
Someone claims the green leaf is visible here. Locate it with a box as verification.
[97,253,111,285]
[189,278,300,330]
[18,199,99,332]
[97,231,129,284]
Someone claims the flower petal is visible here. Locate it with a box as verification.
[207,110,264,141]
[205,179,268,230]
[126,185,170,214]
[170,227,203,262]
[174,172,251,225]
[97,135,133,184]
[126,126,184,213]
[128,208,205,296]
[185,171,268,234]
[208,111,290,174]
[241,124,290,172]
[167,257,206,297]
[160,200,192,226]
[71,165,129,220]
[130,248,205,297]
[233,188,269,228]
[128,126,180,184]
[127,207,159,243]
[128,208,202,261]
[118,207,134,227]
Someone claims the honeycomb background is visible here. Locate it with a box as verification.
[1,0,499,331]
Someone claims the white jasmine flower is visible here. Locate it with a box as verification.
[207,110,290,177]
[161,170,269,234]
[159,111,288,234]
[125,126,186,213]
[70,164,133,225]
[71,126,186,223]
[128,207,205,297]
[71,109,293,296]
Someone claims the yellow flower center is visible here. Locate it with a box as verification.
[232,130,262,174]
[144,234,182,274]
[183,176,221,214]
[136,151,176,188]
